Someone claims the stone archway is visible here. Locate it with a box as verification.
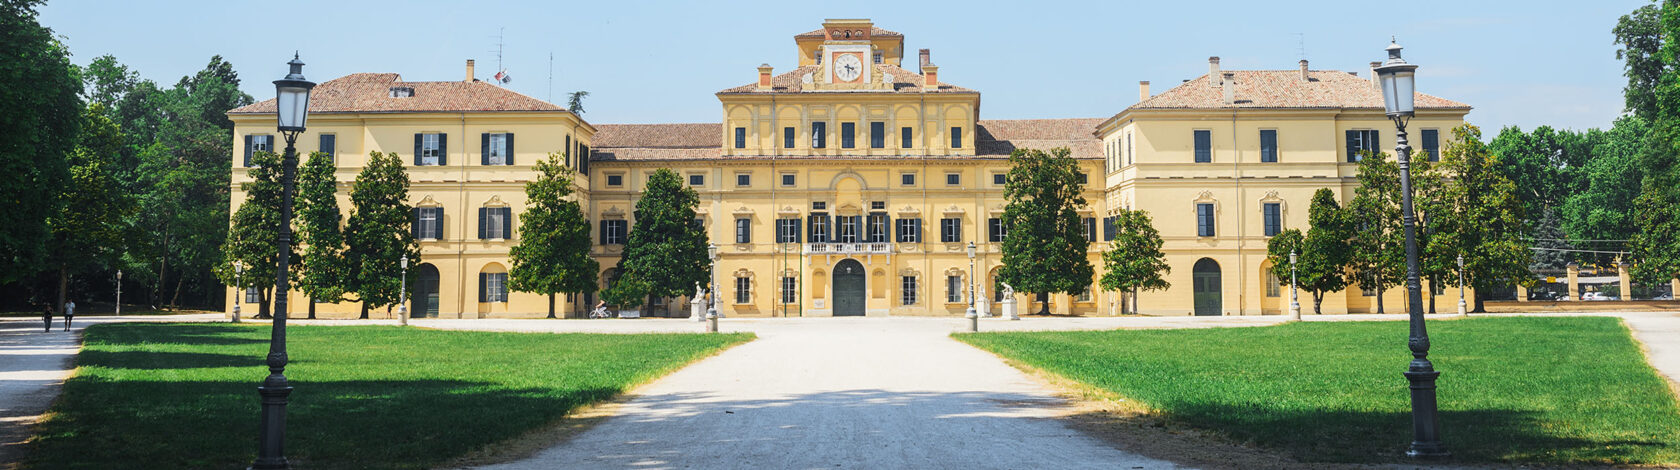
[832,259,866,317]
[1192,258,1221,316]
[412,264,441,318]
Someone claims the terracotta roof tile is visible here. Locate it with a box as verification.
[717,64,975,94]
[227,73,566,114]
[1130,69,1469,111]
[589,118,1102,162]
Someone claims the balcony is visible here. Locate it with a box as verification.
[805,242,894,254]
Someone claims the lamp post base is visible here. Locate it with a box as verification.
[965,308,978,332]
[250,381,294,469]
[705,309,718,333]
[1403,366,1449,459]
[1289,302,1301,321]
[1456,300,1467,316]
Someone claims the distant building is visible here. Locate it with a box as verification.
[225,20,1472,318]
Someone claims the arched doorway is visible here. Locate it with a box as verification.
[832,259,866,316]
[412,264,441,318]
[1192,258,1221,316]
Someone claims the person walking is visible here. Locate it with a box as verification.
[63,300,75,331]
[42,303,54,332]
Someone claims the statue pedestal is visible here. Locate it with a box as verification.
[1001,298,1019,321]
[690,296,706,322]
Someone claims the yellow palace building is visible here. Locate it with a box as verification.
[225,19,1472,319]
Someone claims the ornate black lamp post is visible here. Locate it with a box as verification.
[115,269,123,316]
[399,254,409,326]
[965,241,978,332]
[252,53,314,470]
[1289,250,1301,321]
[1456,254,1467,316]
[233,261,244,324]
[1376,40,1448,458]
[706,242,719,333]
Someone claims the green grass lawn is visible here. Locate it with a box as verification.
[22,323,751,469]
[956,316,1680,465]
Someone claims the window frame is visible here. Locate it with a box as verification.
[689,174,705,187]
[945,172,960,186]
[896,218,920,243]
[870,122,885,149]
[812,122,827,148]
[940,217,961,243]
[901,172,916,186]
[781,172,797,187]
[606,173,624,187]
[947,275,964,303]
[781,276,798,304]
[901,275,918,306]
[1193,129,1212,163]
[736,172,751,187]
[950,126,962,149]
[735,277,751,304]
[1263,203,1281,237]
[602,219,628,245]
[1259,129,1278,163]
[784,126,796,149]
[841,122,856,149]
[1196,203,1216,237]
[901,126,913,149]
[735,218,751,244]
[422,133,442,165]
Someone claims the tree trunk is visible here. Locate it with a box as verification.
[1427,279,1437,313]
[156,229,170,310]
[170,275,185,311]
[1473,288,1486,313]
[1132,288,1139,315]
[57,265,68,320]
[1036,292,1049,315]
[359,302,370,319]
[257,288,271,319]
[547,293,557,319]
[1311,291,1324,314]
[1375,285,1385,314]
[307,298,316,319]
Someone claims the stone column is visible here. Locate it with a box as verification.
[1566,262,1580,301]
[1619,262,1633,301]
[1515,284,1529,302]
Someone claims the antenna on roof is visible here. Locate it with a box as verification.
[1296,33,1307,61]
[548,52,554,103]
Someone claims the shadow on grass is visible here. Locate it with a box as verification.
[73,349,269,369]
[1102,400,1674,465]
[23,375,621,470]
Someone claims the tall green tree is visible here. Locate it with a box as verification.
[48,104,135,312]
[215,151,290,319]
[510,152,598,318]
[1616,2,1665,121]
[1264,228,1305,312]
[344,151,418,318]
[1346,151,1404,313]
[567,91,589,115]
[1299,189,1351,313]
[1632,0,1680,287]
[295,151,346,319]
[1434,124,1532,312]
[998,147,1093,315]
[1565,116,1648,266]
[0,0,81,284]
[605,168,709,313]
[1098,209,1169,314]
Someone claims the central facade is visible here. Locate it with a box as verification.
[589,19,1106,317]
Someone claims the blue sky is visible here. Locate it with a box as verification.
[40,0,1643,132]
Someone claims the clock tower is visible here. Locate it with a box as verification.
[810,19,893,91]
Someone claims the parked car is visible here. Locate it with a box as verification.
[1528,291,1560,301]
[1657,294,1674,301]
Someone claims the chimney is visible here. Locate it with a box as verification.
[466,59,475,82]
[1299,60,1309,82]
[1138,80,1151,101]
[922,64,939,88]
[1208,56,1221,87]
[757,64,774,90]
[1222,72,1235,105]
[1370,61,1382,88]
[919,48,930,68]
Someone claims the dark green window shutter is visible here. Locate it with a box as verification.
[1346,130,1357,162]
[243,135,254,167]
[414,133,423,166]
[600,220,609,244]
[431,208,445,240]
[481,133,490,166]
[412,208,422,238]
[478,207,488,239]
[1194,130,1212,162]
[437,134,447,165]
[478,273,488,302]
[504,133,515,165]
[501,208,512,239]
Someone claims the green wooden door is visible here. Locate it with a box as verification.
[414,264,440,318]
[833,259,866,317]
[1192,258,1221,316]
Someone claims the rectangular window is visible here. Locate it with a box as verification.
[784,127,796,149]
[736,173,751,187]
[246,287,260,303]
[421,133,443,165]
[901,127,913,148]
[946,173,960,186]
[867,213,888,243]
[837,216,860,243]
[481,207,511,240]
[947,275,964,303]
[813,201,827,210]
[319,134,336,160]
[1194,130,1212,163]
[1078,286,1092,302]
[901,173,915,186]
[871,201,886,210]
[1197,203,1215,237]
[1266,272,1281,297]
[781,173,796,187]
[809,213,831,243]
[812,122,827,148]
[1103,215,1116,241]
[870,122,885,148]
[734,127,746,149]
[485,133,509,165]
[1422,129,1440,162]
[606,174,624,187]
[1260,129,1278,163]
[872,51,883,64]
[735,277,751,304]
[950,127,963,148]
[1083,217,1096,241]
[689,174,705,186]
[1346,129,1380,162]
[901,276,918,305]
[940,217,961,243]
[988,218,1006,242]
[244,134,272,167]
[776,218,802,243]
[841,122,856,148]
[416,207,442,240]
[735,218,751,244]
[896,218,921,243]
[1263,203,1281,237]
[601,219,627,245]
[781,277,797,304]
[1077,172,1088,184]
[483,272,509,303]
[992,173,1006,185]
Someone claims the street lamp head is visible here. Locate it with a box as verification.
[234,261,243,275]
[1375,39,1418,119]
[1290,250,1298,265]
[708,242,719,260]
[966,241,976,259]
[273,53,315,132]
[401,254,409,269]
[1457,253,1464,267]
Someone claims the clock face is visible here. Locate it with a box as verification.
[834,54,863,82]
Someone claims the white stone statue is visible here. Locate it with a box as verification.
[1001,282,1015,298]
[1000,282,1019,320]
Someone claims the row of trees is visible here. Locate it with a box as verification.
[2,0,253,312]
